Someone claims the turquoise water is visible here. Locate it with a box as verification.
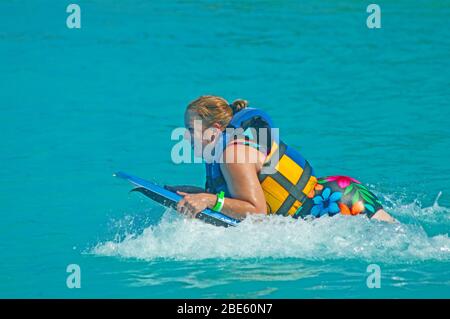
[1,0,449,298]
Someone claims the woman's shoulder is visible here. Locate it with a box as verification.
[221,138,267,169]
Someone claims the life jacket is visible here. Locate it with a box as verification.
[205,107,318,217]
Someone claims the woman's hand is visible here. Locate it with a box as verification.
[176,191,216,218]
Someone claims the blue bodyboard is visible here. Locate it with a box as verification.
[114,171,240,227]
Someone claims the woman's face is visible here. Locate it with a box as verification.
[184,110,220,157]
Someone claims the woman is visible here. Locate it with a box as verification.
[176,95,394,222]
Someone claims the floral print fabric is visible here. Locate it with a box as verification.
[294,175,383,219]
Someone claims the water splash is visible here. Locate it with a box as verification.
[379,191,450,236]
[93,196,450,263]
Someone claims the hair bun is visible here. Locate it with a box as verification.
[230,99,248,114]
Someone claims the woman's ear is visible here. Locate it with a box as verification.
[212,123,224,141]
[212,123,223,130]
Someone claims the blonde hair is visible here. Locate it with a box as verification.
[186,95,248,127]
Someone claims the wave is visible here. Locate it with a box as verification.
[93,193,450,263]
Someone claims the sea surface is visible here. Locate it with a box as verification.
[1,0,449,298]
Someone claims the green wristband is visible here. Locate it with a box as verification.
[212,191,225,212]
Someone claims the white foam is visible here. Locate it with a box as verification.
[384,191,450,225]
[93,198,450,263]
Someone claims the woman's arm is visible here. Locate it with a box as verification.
[217,152,267,219]
[176,144,267,220]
